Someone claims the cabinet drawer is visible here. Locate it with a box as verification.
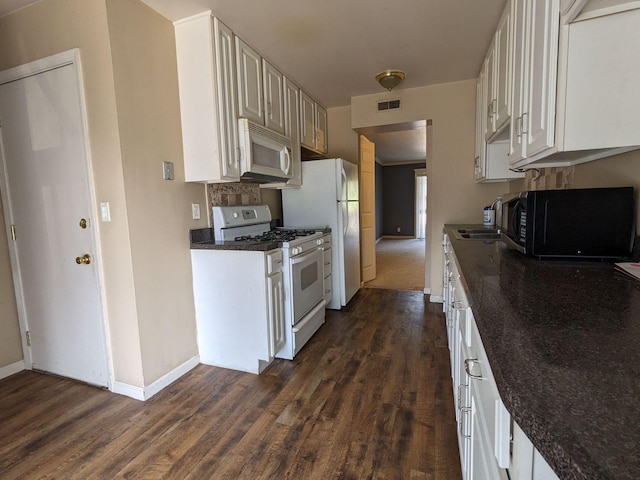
[467,320,510,469]
[266,250,283,275]
[324,274,332,304]
[323,247,332,278]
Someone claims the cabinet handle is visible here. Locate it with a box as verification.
[492,99,497,117]
[464,358,484,380]
[459,406,472,438]
[487,103,493,118]
[521,112,529,135]
[457,383,468,407]
[452,300,464,309]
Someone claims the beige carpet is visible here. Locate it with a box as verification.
[364,238,426,291]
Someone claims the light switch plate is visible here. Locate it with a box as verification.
[100,202,111,222]
[163,161,174,180]
[192,203,201,220]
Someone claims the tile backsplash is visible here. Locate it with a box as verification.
[523,166,574,190]
[207,182,261,208]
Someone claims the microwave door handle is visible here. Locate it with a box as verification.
[283,148,291,175]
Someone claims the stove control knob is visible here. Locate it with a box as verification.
[232,212,239,218]
[316,239,324,246]
[292,247,301,255]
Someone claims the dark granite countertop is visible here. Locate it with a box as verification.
[189,228,280,252]
[444,224,640,480]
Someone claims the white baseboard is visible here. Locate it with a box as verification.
[112,355,200,401]
[423,287,431,295]
[429,295,443,304]
[0,360,25,380]
[111,380,145,401]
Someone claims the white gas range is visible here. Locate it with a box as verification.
[200,205,327,366]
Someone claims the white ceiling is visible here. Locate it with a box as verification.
[0,0,507,163]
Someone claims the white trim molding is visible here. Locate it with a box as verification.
[429,295,443,304]
[0,360,25,380]
[112,355,200,401]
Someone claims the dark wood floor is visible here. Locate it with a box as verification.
[0,288,461,479]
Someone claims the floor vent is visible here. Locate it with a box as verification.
[377,99,401,111]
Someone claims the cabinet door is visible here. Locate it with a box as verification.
[316,104,328,153]
[300,90,316,149]
[523,0,559,158]
[493,2,511,131]
[474,71,487,181]
[268,271,285,357]
[236,37,264,125]
[263,59,285,135]
[214,19,240,180]
[509,0,528,163]
[284,77,302,186]
[483,49,496,140]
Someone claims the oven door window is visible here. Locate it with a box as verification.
[291,248,324,324]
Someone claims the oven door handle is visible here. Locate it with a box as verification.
[290,248,322,265]
[292,299,327,332]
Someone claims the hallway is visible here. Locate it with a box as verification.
[365,238,426,291]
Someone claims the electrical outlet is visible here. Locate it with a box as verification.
[192,203,201,220]
[162,161,174,180]
[396,227,401,233]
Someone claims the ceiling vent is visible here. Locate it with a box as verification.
[377,99,401,112]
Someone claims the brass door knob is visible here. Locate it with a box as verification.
[75,254,91,265]
[79,218,87,229]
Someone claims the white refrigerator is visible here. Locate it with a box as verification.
[282,158,361,310]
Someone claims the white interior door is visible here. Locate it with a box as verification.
[359,136,376,283]
[0,52,109,386]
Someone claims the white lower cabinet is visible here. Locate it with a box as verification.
[191,248,285,374]
[443,232,559,480]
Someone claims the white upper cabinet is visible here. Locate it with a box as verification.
[475,17,523,184]
[300,89,328,154]
[474,72,487,180]
[262,76,302,189]
[300,90,316,149]
[507,0,640,169]
[262,60,286,135]
[235,37,264,125]
[315,104,328,154]
[284,78,302,186]
[236,36,305,142]
[484,2,511,141]
[493,4,512,133]
[175,14,240,182]
[509,0,559,165]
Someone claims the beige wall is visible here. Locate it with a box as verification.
[0,0,144,384]
[351,81,509,297]
[328,105,359,163]
[106,0,205,385]
[0,0,205,390]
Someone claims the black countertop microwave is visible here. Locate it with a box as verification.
[500,187,635,259]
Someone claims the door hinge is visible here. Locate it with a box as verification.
[10,225,16,241]
[26,331,31,346]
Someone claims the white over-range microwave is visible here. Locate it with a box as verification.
[238,118,292,183]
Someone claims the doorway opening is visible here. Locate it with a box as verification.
[356,120,430,292]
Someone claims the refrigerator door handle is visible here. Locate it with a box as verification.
[341,168,348,202]
[342,202,349,237]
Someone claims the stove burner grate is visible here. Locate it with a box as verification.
[234,228,319,243]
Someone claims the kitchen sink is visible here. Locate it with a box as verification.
[453,228,502,241]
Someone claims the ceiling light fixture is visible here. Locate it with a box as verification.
[375,70,406,91]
